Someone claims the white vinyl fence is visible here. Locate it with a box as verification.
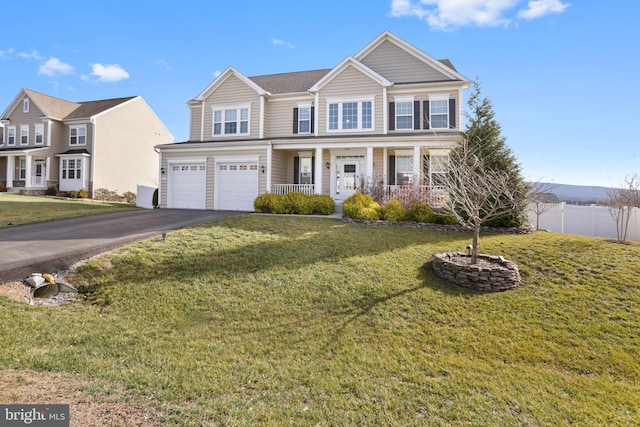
[527,202,640,241]
[136,185,157,209]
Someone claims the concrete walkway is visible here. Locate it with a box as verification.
[0,209,242,282]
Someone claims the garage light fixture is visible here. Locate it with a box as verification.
[161,167,166,175]
[260,165,266,174]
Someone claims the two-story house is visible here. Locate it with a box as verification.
[0,89,173,197]
[156,30,470,210]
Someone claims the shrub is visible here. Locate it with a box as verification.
[284,192,312,215]
[342,192,381,220]
[432,208,459,225]
[78,188,89,199]
[254,193,284,213]
[45,186,57,196]
[309,194,335,215]
[380,199,406,222]
[94,188,121,202]
[152,188,159,209]
[406,201,435,223]
[123,191,136,204]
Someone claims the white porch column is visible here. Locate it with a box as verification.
[6,155,14,187]
[266,142,272,193]
[413,145,421,186]
[24,153,32,188]
[366,146,374,186]
[45,157,51,183]
[314,147,323,194]
[383,148,388,187]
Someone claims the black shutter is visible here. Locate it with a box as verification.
[414,101,420,130]
[293,108,299,134]
[310,106,315,134]
[449,99,456,128]
[311,156,315,185]
[389,155,396,185]
[293,156,299,184]
[423,100,430,130]
[388,102,395,131]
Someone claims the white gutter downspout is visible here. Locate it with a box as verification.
[314,92,319,137]
[200,100,205,141]
[266,141,272,193]
[154,145,163,207]
[90,117,97,196]
[259,95,265,139]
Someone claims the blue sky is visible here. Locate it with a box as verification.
[1,0,637,187]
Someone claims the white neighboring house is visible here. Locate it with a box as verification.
[0,89,173,196]
[156,30,470,210]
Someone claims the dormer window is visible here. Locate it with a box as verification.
[23,98,29,113]
[70,125,87,145]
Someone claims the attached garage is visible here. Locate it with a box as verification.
[215,161,258,211]
[168,162,206,209]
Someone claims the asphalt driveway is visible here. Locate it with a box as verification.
[0,209,244,282]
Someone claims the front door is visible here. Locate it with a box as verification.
[34,160,45,186]
[336,161,358,200]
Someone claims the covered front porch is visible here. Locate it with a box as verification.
[265,144,450,206]
[0,148,50,192]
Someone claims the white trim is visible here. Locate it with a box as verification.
[325,98,375,133]
[309,57,392,92]
[194,66,268,101]
[211,105,251,137]
[19,125,29,146]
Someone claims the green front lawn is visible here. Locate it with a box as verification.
[0,193,139,227]
[1,215,638,425]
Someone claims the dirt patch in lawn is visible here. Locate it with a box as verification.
[0,369,164,426]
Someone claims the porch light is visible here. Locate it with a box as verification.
[260,165,266,174]
[161,167,165,175]
[325,162,330,170]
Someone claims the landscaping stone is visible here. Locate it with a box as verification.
[430,252,521,292]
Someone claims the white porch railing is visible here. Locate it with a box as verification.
[272,184,315,196]
[31,176,46,186]
[386,185,447,206]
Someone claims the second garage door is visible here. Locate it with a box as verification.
[216,162,258,211]
[169,163,206,209]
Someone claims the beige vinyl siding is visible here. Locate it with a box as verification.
[92,98,171,195]
[372,148,385,181]
[269,150,288,189]
[320,149,330,194]
[203,75,261,140]
[189,104,203,141]
[264,98,300,138]
[316,66,384,136]
[359,40,451,83]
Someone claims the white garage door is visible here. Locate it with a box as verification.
[216,162,258,211]
[169,163,206,209]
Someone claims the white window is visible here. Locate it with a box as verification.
[35,123,44,145]
[20,125,29,145]
[327,100,373,131]
[396,155,414,185]
[430,99,449,129]
[62,158,82,179]
[7,126,16,145]
[298,106,311,134]
[70,125,86,145]
[299,156,312,184]
[396,101,413,130]
[23,98,29,113]
[213,107,250,136]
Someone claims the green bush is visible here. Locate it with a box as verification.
[405,201,435,223]
[78,188,89,199]
[342,192,381,220]
[309,194,335,215]
[254,193,284,213]
[432,208,459,225]
[45,186,57,196]
[380,199,406,222]
[152,188,159,209]
[284,192,312,215]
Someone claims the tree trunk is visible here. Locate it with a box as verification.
[472,227,480,264]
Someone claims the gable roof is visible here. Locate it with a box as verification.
[193,67,269,102]
[309,57,393,92]
[355,30,469,83]
[1,88,137,122]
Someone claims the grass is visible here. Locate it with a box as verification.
[1,214,639,425]
[0,193,139,227]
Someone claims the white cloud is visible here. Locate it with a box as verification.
[518,0,569,19]
[39,58,74,76]
[272,38,294,48]
[0,48,14,58]
[18,50,44,60]
[90,63,130,82]
[390,0,569,30]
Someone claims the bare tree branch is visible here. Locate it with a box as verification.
[607,173,640,242]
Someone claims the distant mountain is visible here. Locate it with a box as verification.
[537,183,611,204]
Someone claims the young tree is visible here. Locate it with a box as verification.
[528,181,560,230]
[463,80,528,227]
[606,173,640,242]
[436,139,524,264]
